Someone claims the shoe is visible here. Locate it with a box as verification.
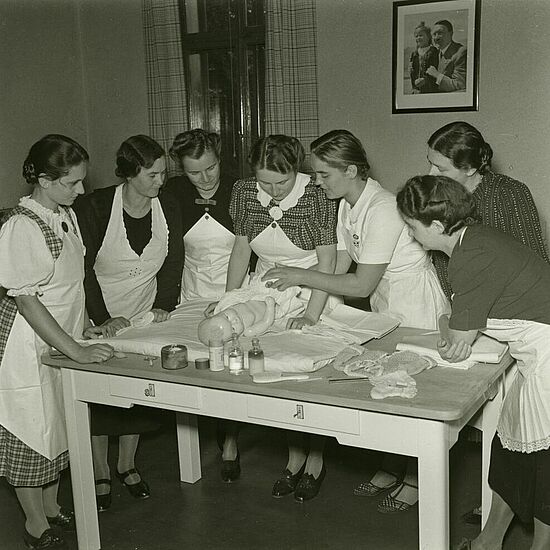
[95,478,112,512]
[294,465,326,502]
[46,507,75,531]
[272,463,306,498]
[353,470,401,497]
[462,505,482,525]
[23,527,66,549]
[115,468,150,499]
[221,452,240,483]
[377,481,417,514]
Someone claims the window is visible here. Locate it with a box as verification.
[178,0,265,179]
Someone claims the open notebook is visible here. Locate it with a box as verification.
[396,333,509,370]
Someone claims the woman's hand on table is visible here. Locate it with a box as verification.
[73,343,114,364]
[99,317,131,338]
[150,308,170,323]
[286,315,316,331]
[262,264,304,291]
[437,338,472,362]
[204,302,218,318]
[83,326,106,340]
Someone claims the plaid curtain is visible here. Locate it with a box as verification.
[143,0,188,175]
[265,0,319,159]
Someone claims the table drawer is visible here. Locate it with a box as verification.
[109,377,201,409]
[247,396,360,435]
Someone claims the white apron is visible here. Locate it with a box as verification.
[181,213,235,301]
[483,319,550,453]
[94,185,168,320]
[0,214,85,459]
[250,221,340,312]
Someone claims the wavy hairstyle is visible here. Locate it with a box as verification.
[22,134,89,185]
[169,129,221,169]
[115,135,165,179]
[248,135,305,175]
[396,175,478,235]
[428,121,493,175]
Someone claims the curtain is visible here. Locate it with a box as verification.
[265,0,319,157]
[143,0,188,174]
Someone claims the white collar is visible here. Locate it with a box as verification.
[256,172,310,212]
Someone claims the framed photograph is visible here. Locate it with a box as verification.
[392,0,480,113]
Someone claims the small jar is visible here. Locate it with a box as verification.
[161,345,188,370]
[208,338,225,372]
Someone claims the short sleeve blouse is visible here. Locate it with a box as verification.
[230,174,337,250]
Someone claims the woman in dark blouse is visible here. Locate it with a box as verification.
[397,174,550,550]
[74,135,183,512]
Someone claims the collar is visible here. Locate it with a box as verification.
[256,172,310,211]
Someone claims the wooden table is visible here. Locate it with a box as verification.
[46,328,513,550]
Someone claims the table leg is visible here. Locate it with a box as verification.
[417,422,449,550]
[61,371,100,550]
[175,412,201,483]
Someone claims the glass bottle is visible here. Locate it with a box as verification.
[228,332,244,375]
[248,338,265,376]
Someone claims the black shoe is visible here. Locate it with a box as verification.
[46,507,75,531]
[462,506,482,525]
[95,478,112,512]
[294,465,326,502]
[23,528,66,549]
[272,463,306,498]
[116,468,150,499]
[221,452,240,483]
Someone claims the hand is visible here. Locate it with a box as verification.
[83,326,105,340]
[262,264,303,291]
[150,308,170,323]
[437,338,472,362]
[204,302,218,318]
[426,66,440,79]
[414,77,425,88]
[73,343,114,364]
[286,315,316,330]
[99,316,131,338]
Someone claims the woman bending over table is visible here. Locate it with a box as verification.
[74,135,183,512]
[397,174,550,550]
[0,135,113,550]
[212,134,339,501]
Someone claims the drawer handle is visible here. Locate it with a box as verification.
[293,404,304,420]
[144,383,156,398]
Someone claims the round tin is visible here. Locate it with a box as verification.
[161,344,188,370]
[195,357,210,370]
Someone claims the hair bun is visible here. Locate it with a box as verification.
[22,161,37,184]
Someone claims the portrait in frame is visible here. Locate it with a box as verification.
[392,0,480,113]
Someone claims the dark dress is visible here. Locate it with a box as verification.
[409,46,439,94]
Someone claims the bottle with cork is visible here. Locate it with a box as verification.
[228,332,244,374]
[248,338,265,376]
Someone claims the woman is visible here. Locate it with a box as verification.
[219,134,338,501]
[409,21,439,94]
[74,135,184,511]
[0,135,113,549]
[428,121,549,298]
[397,174,550,550]
[165,129,235,301]
[264,129,449,511]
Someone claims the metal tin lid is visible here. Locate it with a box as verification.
[195,357,210,370]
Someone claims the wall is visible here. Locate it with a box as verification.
[316,0,550,238]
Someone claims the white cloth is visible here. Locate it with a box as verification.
[181,213,235,301]
[483,319,550,453]
[337,179,449,329]
[0,197,85,459]
[94,184,168,319]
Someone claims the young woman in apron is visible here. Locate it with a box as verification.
[264,130,450,510]
[0,135,113,550]
[74,135,183,512]
[214,135,339,501]
[166,129,235,301]
[397,174,550,550]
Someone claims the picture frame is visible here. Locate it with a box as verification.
[392,0,480,113]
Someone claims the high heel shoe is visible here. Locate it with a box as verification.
[46,507,75,531]
[95,478,112,512]
[23,527,66,549]
[115,468,150,499]
[221,452,240,483]
[294,464,326,502]
[272,463,306,498]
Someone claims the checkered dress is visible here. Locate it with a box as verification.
[0,206,69,486]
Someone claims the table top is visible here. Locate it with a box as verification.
[44,327,513,422]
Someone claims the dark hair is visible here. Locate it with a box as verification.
[169,129,221,169]
[396,175,478,235]
[428,121,493,174]
[22,134,89,185]
[310,129,370,180]
[115,135,165,179]
[434,19,453,34]
[247,135,305,174]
